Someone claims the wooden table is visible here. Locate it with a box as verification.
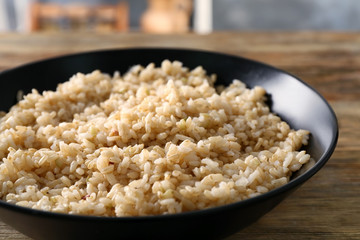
[0,32,359,240]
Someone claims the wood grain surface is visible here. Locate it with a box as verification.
[0,32,359,240]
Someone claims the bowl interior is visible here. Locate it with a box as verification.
[0,48,337,165]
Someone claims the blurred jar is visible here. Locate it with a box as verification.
[141,0,192,33]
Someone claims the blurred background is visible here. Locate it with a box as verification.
[1,0,360,34]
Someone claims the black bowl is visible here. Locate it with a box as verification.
[0,48,338,240]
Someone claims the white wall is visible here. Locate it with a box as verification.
[213,0,360,30]
[0,0,10,31]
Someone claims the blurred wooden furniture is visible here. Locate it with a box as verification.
[29,1,129,32]
[141,0,192,33]
[0,32,359,240]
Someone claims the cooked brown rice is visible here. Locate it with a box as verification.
[0,60,312,216]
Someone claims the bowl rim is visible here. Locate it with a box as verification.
[0,47,339,221]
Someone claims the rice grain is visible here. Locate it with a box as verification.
[0,60,312,216]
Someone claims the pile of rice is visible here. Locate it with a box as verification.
[0,60,312,216]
